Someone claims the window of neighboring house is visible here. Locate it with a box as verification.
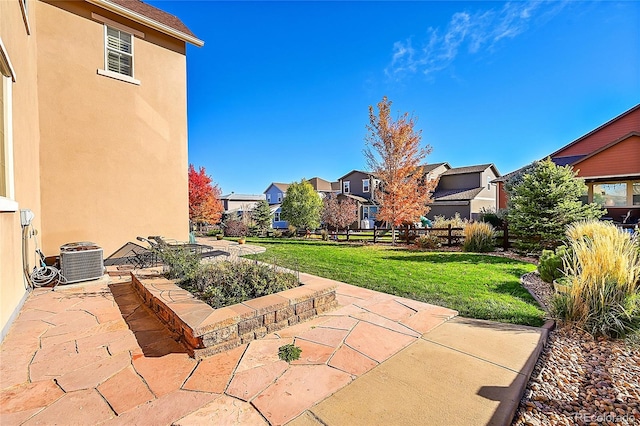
[277,193,282,203]
[274,212,280,222]
[486,176,491,190]
[363,179,370,193]
[266,193,271,203]
[593,183,627,207]
[343,181,350,194]
[0,38,17,211]
[362,205,377,220]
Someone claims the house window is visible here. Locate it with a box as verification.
[343,181,350,194]
[363,179,370,193]
[277,193,282,203]
[634,182,640,206]
[593,183,627,207]
[266,193,271,203]
[487,176,491,190]
[0,38,16,210]
[362,206,377,220]
[274,212,280,222]
[105,26,133,77]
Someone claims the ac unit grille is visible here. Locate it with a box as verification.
[60,248,104,284]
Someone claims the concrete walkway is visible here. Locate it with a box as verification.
[0,272,547,425]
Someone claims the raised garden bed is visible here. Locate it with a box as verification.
[131,270,338,359]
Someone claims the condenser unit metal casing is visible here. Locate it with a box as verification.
[60,242,104,284]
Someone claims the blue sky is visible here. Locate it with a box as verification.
[149,0,639,195]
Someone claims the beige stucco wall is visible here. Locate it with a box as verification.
[36,0,189,256]
[1,0,43,339]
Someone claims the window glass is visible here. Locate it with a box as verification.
[106,26,133,76]
[343,181,350,193]
[274,212,280,222]
[593,183,627,207]
[363,179,370,192]
[633,182,640,206]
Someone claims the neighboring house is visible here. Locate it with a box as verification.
[1,0,201,340]
[495,104,640,223]
[220,193,266,215]
[427,164,501,221]
[264,182,290,228]
[337,170,379,226]
[424,162,451,182]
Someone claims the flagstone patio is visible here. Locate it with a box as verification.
[0,273,457,425]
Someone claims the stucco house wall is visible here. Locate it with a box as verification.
[1,0,44,340]
[36,0,190,256]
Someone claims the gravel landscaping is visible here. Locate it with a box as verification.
[514,272,640,425]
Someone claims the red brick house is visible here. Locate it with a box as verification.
[496,104,640,223]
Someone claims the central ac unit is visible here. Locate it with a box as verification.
[60,242,104,284]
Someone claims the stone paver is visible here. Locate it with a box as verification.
[0,267,545,425]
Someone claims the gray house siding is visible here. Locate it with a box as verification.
[340,171,374,201]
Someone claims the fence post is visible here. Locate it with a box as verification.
[447,224,453,246]
[346,229,350,242]
[373,226,377,244]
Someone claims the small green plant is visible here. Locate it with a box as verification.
[551,220,640,338]
[278,343,302,362]
[538,245,569,283]
[479,208,504,228]
[463,222,495,253]
[415,234,441,249]
[156,247,201,282]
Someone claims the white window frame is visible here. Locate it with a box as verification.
[274,212,281,222]
[266,193,271,203]
[363,179,370,193]
[0,37,17,211]
[97,23,140,85]
[277,193,282,203]
[343,180,351,194]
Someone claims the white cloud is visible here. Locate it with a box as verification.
[385,1,565,80]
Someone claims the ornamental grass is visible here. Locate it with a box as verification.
[463,222,496,253]
[551,220,640,338]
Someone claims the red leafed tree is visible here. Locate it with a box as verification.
[364,96,437,244]
[188,164,223,229]
[322,194,358,230]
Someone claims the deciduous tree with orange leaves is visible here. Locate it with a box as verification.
[188,164,223,230]
[364,96,437,244]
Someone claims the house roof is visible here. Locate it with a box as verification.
[264,182,290,193]
[432,187,484,201]
[441,164,499,176]
[423,162,450,172]
[549,103,640,158]
[220,193,265,201]
[338,170,372,181]
[308,177,334,192]
[89,0,203,46]
[338,193,370,203]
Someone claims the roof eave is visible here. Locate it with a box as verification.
[88,0,204,47]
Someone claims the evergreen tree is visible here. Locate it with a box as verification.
[504,158,604,253]
[253,200,273,235]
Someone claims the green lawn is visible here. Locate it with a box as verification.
[247,238,544,327]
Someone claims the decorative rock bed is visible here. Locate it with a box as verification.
[131,271,338,359]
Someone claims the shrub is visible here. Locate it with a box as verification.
[186,260,299,309]
[155,247,201,282]
[431,213,467,238]
[320,229,329,241]
[206,229,222,237]
[551,220,640,338]
[224,220,248,237]
[479,208,504,228]
[538,245,569,283]
[415,234,441,249]
[463,222,496,252]
[272,229,283,238]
